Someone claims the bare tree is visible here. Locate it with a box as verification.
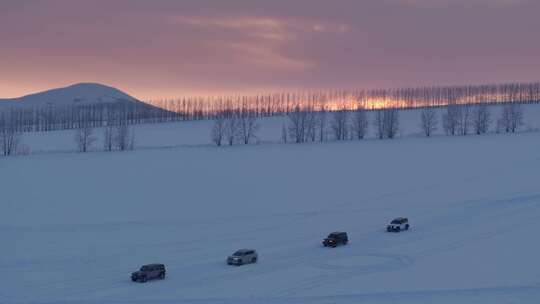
[351,108,368,139]
[238,113,260,144]
[129,131,136,150]
[499,103,524,133]
[225,115,239,146]
[373,108,399,139]
[287,105,309,143]
[499,107,510,133]
[510,104,524,132]
[383,108,400,139]
[496,117,504,133]
[316,110,327,142]
[74,123,96,152]
[420,107,438,137]
[442,104,460,135]
[281,123,288,143]
[114,123,132,151]
[457,105,472,135]
[211,117,226,146]
[374,109,385,139]
[331,109,348,140]
[472,104,491,135]
[0,115,21,156]
[305,111,318,142]
[103,125,115,151]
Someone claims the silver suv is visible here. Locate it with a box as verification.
[387,217,410,232]
[227,249,258,266]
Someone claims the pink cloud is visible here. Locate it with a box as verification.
[0,0,539,99]
[171,15,349,70]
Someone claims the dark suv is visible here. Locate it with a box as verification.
[322,232,348,247]
[131,263,166,282]
[227,249,258,266]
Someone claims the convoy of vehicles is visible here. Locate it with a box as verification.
[131,218,410,282]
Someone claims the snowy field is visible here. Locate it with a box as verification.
[16,103,540,154]
[2,124,540,303]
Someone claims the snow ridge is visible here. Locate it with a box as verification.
[0,83,140,108]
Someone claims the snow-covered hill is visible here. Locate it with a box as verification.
[0,83,142,108]
[1,125,540,303]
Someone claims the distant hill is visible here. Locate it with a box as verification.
[0,83,147,108]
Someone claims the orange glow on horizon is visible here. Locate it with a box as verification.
[143,89,534,116]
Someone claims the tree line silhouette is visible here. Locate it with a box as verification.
[0,81,539,134]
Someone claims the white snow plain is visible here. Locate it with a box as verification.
[2,107,540,303]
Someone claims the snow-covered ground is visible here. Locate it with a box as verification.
[17,103,540,154]
[2,125,540,303]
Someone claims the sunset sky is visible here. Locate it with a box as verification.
[1,0,539,100]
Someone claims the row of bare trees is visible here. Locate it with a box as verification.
[0,112,22,156]
[0,102,531,156]
[1,108,137,156]
[374,109,399,139]
[149,81,540,120]
[436,103,524,136]
[1,82,539,134]
[498,104,524,133]
[279,102,527,145]
[284,106,320,143]
[0,103,178,133]
[211,112,260,146]
[280,106,399,143]
[75,116,135,153]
